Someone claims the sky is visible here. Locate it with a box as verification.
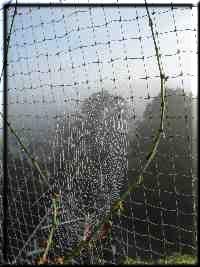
[0,0,198,136]
[0,1,198,260]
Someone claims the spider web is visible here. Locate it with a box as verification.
[2,4,198,264]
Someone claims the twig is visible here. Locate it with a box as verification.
[63,2,167,263]
[0,111,50,187]
[12,210,51,264]
[1,2,59,264]
[2,2,18,264]
[41,194,60,262]
[0,0,17,84]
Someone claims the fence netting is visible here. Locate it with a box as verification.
[1,3,198,264]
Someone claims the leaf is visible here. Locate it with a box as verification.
[114,199,124,212]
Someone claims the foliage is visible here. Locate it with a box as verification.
[159,254,197,264]
[122,254,197,265]
[124,88,196,258]
[52,90,130,216]
[129,88,194,196]
[35,253,197,265]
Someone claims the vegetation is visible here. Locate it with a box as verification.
[6,88,197,263]
[123,254,197,265]
[123,88,197,258]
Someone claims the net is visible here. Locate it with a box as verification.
[1,3,198,264]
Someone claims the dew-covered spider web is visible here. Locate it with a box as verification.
[1,3,198,264]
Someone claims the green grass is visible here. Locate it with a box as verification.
[122,254,197,265]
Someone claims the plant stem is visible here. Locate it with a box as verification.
[63,2,167,263]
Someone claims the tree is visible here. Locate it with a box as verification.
[125,88,196,259]
[52,91,130,210]
[48,90,130,260]
[80,91,129,212]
